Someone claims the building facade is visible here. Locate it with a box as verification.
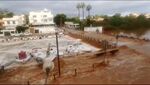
[65,22,79,29]
[1,15,26,36]
[29,9,55,34]
[0,19,4,29]
[29,9,54,25]
[145,14,150,18]
[129,13,140,17]
[3,15,25,30]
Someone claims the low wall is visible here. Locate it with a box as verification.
[67,29,116,49]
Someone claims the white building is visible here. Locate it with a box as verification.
[129,13,140,17]
[65,22,79,29]
[1,15,26,36]
[145,14,150,18]
[3,15,25,30]
[29,9,54,25]
[0,19,4,29]
[29,9,55,34]
[91,16,104,22]
[84,26,103,33]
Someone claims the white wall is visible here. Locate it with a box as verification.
[34,26,56,34]
[29,9,54,25]
[84,27,103,33]
[2,15,26,30]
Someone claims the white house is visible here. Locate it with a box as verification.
[65,22,79,29]
[29,9,55,34]
[1,15,26,36]
[91,16,104,22]
[29,8,54,25]
[129,13,140,17]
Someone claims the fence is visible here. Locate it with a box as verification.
[26,61,105,84]
[0,33,55,43]
[67,30,117,49]
[49,61,106,80]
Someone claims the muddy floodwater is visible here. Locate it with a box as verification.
[0,35,99,69]
[1,31,150,84]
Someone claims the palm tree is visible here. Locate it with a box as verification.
[86,4,92,18]
[80,2,85,20]
[76,3,81,19]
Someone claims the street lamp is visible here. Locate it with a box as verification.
[55,29,61,77]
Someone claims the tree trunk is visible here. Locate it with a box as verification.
[78,9,80,19]
[82,8,84,20]
[79,9,80,19]
[89,10,90,17]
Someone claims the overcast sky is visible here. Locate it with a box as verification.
[0,0,150,17]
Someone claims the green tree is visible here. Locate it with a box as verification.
[79,21,85,31]
[66,17,80,24]
[101,13,150,36]
[76,3,81,19]
[5,12,13,18]
[110,13,123,27]
[0,9,14,19]
[80,2,85,20]
[86,4,92,18]
[16,26,28,33]
[54,14,67,26]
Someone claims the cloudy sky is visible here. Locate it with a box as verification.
[0,0,150,17]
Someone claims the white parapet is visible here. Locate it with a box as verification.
[84,26,103,33]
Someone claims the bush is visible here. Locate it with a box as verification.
[88,14,150,36]
[16,26,28,33]
[54,14,66,26]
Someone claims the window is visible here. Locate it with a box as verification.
[44,19,47,22]
[33,15,36,18]
[49,18,52,21]
[7,21,10,24]
[43,15,47,17]
[12,21,16,24]
[11,31,15,34]
[0,31,3,34]
[34,20,37,22]
[35,30,39,33]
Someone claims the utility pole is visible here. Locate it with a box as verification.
[60,17,62,27]
[116,34,119,47]
[55,32,61,77]
[105,40,108,64]
[102,40,108,64]
[46,43,51,57]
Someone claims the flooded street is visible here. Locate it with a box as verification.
[0,31,150,84]
[1,0,150,84]
[0,35,99,69]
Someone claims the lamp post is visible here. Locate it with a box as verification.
[55,31,61,77]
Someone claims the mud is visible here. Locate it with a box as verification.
[1,30,150,84]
